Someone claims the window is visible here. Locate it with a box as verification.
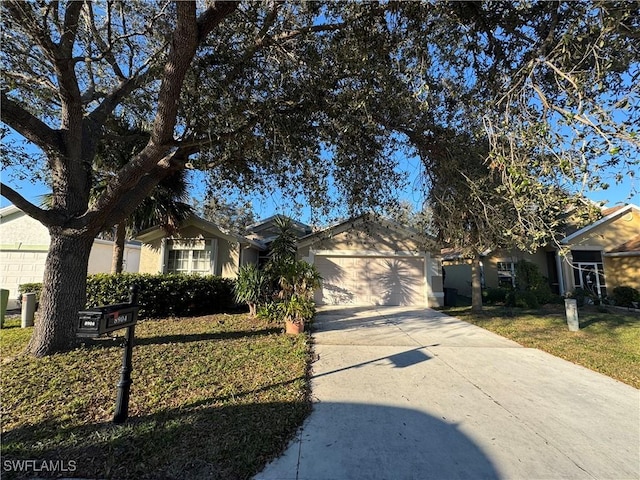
[165,238,215,274]
[497,261,516,288]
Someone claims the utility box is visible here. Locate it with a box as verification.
[77,303,139,337]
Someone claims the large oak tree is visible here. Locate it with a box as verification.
[1,1,638,356]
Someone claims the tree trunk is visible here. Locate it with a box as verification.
[471,253,483,313]
[27,231,94,357]
[111,222,127,274]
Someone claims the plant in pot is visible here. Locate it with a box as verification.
[276,260,322,333]
[278,294,315,334]
[234,263,269,316]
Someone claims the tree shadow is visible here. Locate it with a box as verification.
[377,258,420,306]
[256,402,500,479]
[1,397,310,480]
[75,327,282,350]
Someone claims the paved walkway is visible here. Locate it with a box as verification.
[255,306,639,480]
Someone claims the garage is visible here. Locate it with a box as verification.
[313,254,425,306]
[297,215,444,308]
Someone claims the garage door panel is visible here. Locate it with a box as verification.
[315,255,424,306]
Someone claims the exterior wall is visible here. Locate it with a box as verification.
[562,208,640,295]
[300,219,443,306]
[603,256,640,291]
[88,240,141,275]
[139,240,163,274]
[136,225,259,278]
[298,221,425,257]
[483,248,550,290]
[1,209,140,307]
[567,209,640,250]
[0,209,50,246]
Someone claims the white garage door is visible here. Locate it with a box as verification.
[0,250,47,307]
[314,255,425,306]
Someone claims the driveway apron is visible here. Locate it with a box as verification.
[255,306,639,480]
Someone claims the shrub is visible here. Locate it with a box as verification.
[611,286,640,308]
[483,287,510,304]
[505,290,540,309]
[85,273,235,318]
[234,263,270,316]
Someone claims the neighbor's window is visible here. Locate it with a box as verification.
[497,261,516,288]
[166,238,215,274]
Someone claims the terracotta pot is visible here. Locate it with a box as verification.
[285,320,304,334]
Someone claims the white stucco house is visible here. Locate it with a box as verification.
[0,205,141,309]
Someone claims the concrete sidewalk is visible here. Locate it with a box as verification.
[255,306,639,480]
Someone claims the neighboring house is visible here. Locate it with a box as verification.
[135,214,265,277]
[296,214,444,307]
[442,204,640,299]
[0,205,141,308]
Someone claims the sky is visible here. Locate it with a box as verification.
[1,152,637,226]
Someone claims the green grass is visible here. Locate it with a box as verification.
[445,304,640,389]
[0,314,312,479]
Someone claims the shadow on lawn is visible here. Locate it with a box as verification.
[78,327,283,351]
[1,396,310,480]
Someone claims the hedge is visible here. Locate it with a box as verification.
[19,273,236,319]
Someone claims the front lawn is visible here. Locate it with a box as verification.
[0,314,311,479]
[445,304,640,389]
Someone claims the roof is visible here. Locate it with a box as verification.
[562,203,640,244]
[606,234,640,256]
[245,214,312,242]
[135,214,266,250]
[0,205,23,219]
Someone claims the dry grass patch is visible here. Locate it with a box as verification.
[1,314,311,479]
[446,305,640,389]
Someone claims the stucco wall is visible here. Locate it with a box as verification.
[483,248,550,290]
[604,256,640,291]
[298,221,427,257]
[568,209,640,250]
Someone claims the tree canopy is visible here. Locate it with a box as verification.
[1,1,638,355]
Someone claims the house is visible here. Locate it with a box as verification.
[135,214,266,276]
[0,205,141,308]
[442,204,640,299]
[296,214,444,307]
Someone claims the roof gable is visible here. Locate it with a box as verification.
[562,204,640,244]
[297,214,437,251]
[135,215,265,249]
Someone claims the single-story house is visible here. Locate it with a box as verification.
[0,205,141,308]
[297,214,444,307]
[135,214,265,277]
[138,213,444,307]
[442,203,640,299]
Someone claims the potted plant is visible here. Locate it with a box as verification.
[278,294,315,334]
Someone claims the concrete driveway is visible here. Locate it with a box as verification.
[255,306,639,480]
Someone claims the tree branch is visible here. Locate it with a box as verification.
[0,91,63,154]
[0,183,65,226]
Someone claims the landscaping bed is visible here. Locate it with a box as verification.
[0,314,312,479]
[445,304,640,389]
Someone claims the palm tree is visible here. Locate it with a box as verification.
[43,119,193,273]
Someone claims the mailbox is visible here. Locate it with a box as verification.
[77,303,139,337]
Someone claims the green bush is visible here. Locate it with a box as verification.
[85,273,236,318]
[611,286,640,308]
[483,287,510,304]
[505,290,540,309]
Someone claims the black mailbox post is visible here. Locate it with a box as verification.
[77,285,140,424]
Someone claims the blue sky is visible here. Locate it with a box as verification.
[2,151,637,225]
